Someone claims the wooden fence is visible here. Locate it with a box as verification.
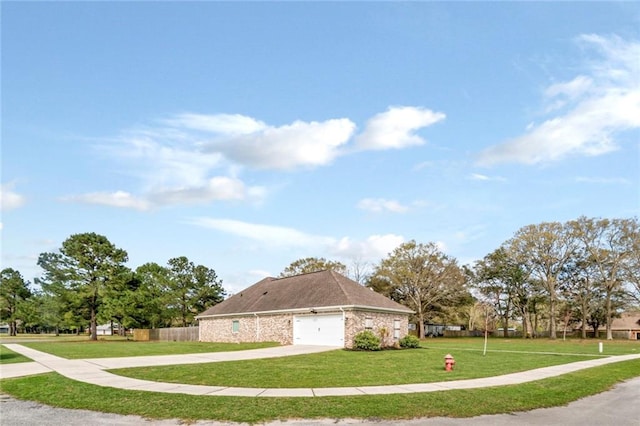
[133,327,199,342]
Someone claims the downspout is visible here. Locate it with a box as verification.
[339,307,345,346]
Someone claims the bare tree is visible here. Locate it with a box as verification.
[348,258,372,285]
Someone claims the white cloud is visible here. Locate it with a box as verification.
[85,119,259,208]
[64,177,265,210]
[355,106,445,150]
[149,177,265,206]
[188,217,405,263]
[187,217,334,248]
[0,183,26,211]
[166,113,267,135]
[546,75,593,98]
[209,118,356,170]
[84,106,444,209]
[167,107,446,171]
[357,198,410,213]
[62,191,151,211]
[331,234,405,260]
[470,173,490,181]
[477,34,640,166]
[469,173,506,182]
[110,131,223,190]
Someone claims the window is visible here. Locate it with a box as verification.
[365,317,373,330]
[393,319,401,339]
[232,320,240,333]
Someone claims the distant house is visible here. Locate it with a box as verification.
[0,324,9,334]
[196,270,413,348]
[608,312,640,340]
[576,312,640,340]
[96,324,113,336]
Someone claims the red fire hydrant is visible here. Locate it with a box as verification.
[444,354,455,371]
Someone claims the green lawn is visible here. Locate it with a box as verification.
[0,345,32,364]
[422,337,640,356]
[1,359,639,423]
[0,333,95,342]
[110,346,602,388]
[20,340,279,359]
[110,338,640,388]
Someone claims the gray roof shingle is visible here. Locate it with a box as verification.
[197,270,412,317]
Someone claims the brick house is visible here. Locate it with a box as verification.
[611,312,640,340]
[196,270,412,348]
[580,311,640,340]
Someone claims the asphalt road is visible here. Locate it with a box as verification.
[2,376,639,426]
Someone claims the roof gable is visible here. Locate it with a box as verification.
[198,270,412,317]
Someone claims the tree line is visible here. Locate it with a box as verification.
[1,216,638,340]
[275,217,639,340]
[365,216,638,340]
[470,217,639,340]
[0,233,224,339]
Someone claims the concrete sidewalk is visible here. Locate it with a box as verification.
[2,343,640,398]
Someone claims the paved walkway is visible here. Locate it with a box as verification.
[2,343,640,398]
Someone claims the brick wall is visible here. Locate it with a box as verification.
[346,311,409,348]
[199,313,293,345]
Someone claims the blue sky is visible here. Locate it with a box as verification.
[2,2,639,294]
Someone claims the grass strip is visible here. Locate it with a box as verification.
[110,348,600,388]
[21,341,279,359]
[1,359,639,423]
[0,345,32,364]
[422,337,640,356]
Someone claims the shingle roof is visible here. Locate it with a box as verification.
[610,312,640,330]
[574,311,640,331]
[197,270,412,317]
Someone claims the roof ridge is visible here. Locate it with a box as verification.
[329,270,352,303]
[272,270,328,281]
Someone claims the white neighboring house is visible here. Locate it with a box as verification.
[96,324,113,336]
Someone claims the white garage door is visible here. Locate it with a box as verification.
[293,314,344,346]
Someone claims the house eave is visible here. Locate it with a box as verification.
[196,304,413,320]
